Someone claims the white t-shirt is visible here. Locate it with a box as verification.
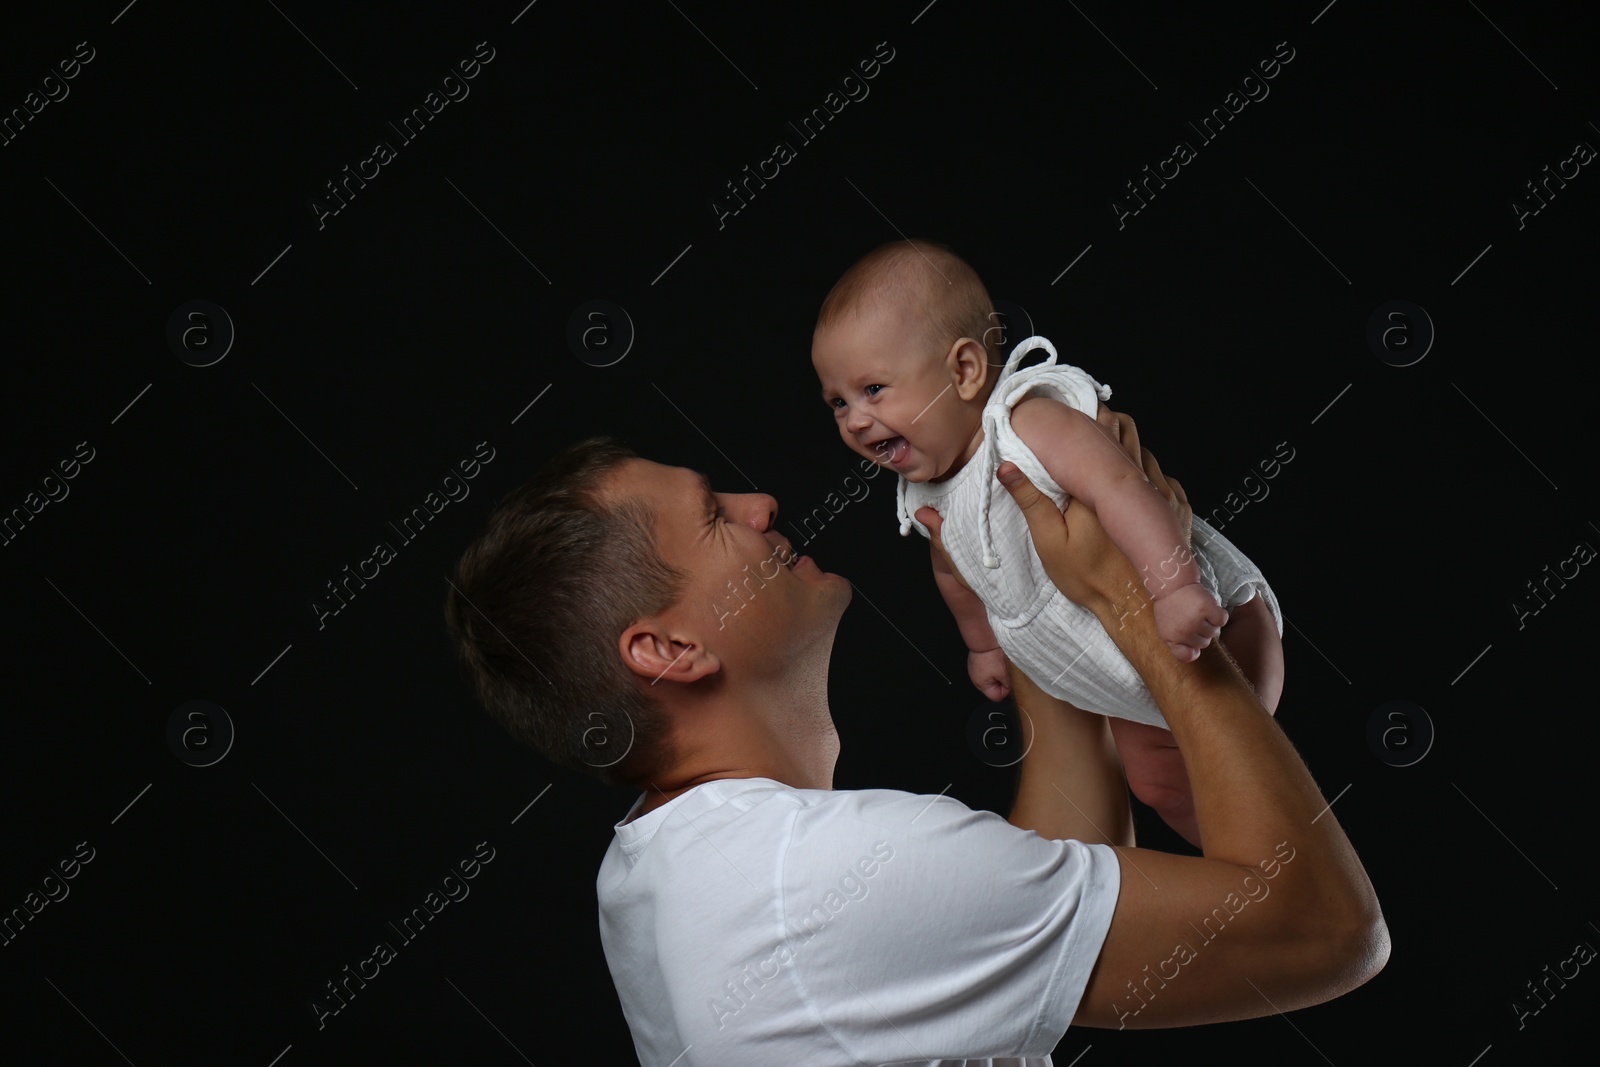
[597,776,1121,1066]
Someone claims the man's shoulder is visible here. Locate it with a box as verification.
[597,780,958,904]
[666,777,973,818]
[604,778,1013,866]
[788,783,1017,833]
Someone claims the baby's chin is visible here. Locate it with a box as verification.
[903,458,962,484]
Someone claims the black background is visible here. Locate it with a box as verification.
[2,1,1595,1063]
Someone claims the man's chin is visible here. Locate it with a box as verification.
[821,580,853,623]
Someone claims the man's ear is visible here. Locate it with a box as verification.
[619,622,722,686]
[948,337,989,401]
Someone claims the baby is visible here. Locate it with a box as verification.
[811,240,1285,848]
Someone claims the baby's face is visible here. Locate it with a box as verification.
[812,307,979,483]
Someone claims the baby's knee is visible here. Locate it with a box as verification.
[1220,595,1283,714]
[1126,762,1193,819]
[1113,733,1191,814]
[1226,592,1274,631]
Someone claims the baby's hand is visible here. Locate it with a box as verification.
[968,648,1011,702]
[1153,583,1228,662]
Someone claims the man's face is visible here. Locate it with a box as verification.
[604,460,852,668]
[812,305,973,484]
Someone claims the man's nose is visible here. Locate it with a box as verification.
[725,493,778,531]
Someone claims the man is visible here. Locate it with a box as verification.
[444,414,1388,1065]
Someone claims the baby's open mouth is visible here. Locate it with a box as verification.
[873,437,909,465]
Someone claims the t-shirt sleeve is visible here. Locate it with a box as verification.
[778,789,1121,1064]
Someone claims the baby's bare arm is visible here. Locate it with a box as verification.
[1010,397,1200,599]
[928,538,1000,651]
[923,513,1012,700]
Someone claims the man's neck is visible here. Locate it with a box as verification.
[631,685,836,818]
[635,750,833,817]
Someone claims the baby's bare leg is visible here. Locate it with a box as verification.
[1111,597,1283,849]
[1109,717,1199,846]
[1218,595,1283,714]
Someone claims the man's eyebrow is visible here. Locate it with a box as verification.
[694,469,716,507]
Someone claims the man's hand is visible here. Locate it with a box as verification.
[1011,414,1391,1030]
[967,647,1011,702]
[915,504,957,582]
[995,461,1144,617]
[995,411,1193,618]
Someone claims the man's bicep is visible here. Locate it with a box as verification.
[1073,847,1319,1029]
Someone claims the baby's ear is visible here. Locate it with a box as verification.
[950,337,989,400]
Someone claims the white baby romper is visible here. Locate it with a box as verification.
[898,336,1283,728]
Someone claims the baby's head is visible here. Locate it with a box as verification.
[811,240,1002,483]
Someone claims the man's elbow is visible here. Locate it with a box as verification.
[1331,901,1391,988]
[1307,900,1390,1000]
[1261,874,1389,1009]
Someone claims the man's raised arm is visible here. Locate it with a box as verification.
[1005,662,1134,848]
[914,501,1134,849]
[995,451,1388,1029]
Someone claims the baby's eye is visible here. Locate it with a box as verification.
[829,397,846,411]
[864,384,886,397]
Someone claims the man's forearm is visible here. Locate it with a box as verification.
[1007,667,1133,847]
[998,445,1386,1022]
[1089,582,1379,922]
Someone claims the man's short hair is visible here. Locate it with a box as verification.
[444,437,682,788]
